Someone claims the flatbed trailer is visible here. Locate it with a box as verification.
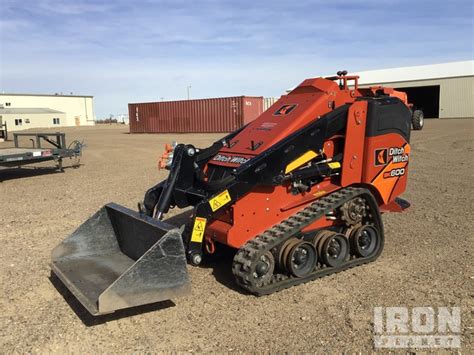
[0,132,82,171]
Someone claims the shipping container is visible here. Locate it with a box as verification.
[263,97,280,112]
[129,96,264,133]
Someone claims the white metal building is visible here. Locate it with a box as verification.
[0,93,96,131]
[355,61,474,118]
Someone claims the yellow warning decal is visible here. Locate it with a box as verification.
[191,217,207,243]
[285,150,318,174]
[328,161,341,169]
[209,190,232,212]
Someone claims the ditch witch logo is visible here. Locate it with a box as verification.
[375,148,388,166]
[373,307,461,349]
[274,104,297,116]
[212,154,250,165]
[375,147,409,166]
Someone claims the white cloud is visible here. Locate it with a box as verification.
[36,0,112,15]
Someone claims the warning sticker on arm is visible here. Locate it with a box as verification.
[191,217,207,243]
[209,190,231,212]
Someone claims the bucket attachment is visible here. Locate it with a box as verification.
[51,203,190,315]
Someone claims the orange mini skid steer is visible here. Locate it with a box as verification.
[52,72,412,315]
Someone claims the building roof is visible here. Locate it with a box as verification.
[0,107,66,114]
[0,93,93,98]
[354,60,474,85]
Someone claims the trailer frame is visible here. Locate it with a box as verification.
[0,132,82,171]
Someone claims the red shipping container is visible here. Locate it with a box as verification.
[128,96,263,133]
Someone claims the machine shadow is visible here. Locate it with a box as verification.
[200,247,246,293]
[49,272,175,326]
[0,164,82,182]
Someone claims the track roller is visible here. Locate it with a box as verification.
[320,233,349,267]
[349,225,380,257]
[286,240,317,277]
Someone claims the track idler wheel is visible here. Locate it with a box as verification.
[320,233,349,267]
[252,251,275,285]
[350,225,380,257]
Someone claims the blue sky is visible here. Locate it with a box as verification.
[1,0,473,118]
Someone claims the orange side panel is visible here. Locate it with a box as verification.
[371,144,410,203]
[341,101,368,187]
[362,133,410,204]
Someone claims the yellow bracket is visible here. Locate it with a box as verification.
[285,150,318,174]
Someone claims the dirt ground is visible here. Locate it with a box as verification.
[0,120,472,352]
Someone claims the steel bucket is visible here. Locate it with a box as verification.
[51,203,190,315]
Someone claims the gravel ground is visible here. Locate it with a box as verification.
[0,120,472,352]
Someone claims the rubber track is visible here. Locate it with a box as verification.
[232,187,384,295]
